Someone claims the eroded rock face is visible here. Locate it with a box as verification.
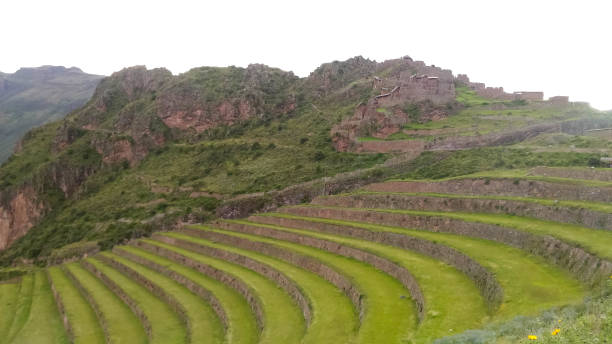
[0,187,44,249]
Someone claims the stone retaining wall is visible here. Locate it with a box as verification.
[156,233,312,327]
[215,221,427,321]
[530,167,612,182]
[61,266,112,344]
[179,228,364,321]
[364,179,612,203]
[114,246,229,334]
[323,193,612,231]
[249,215,503,313]
[280,206,612,286]
[46,270,74,343]
[135,238,265,333]
[81,260,153,339]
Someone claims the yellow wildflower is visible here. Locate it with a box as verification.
[551,328,560,336]
[528,335,538,340]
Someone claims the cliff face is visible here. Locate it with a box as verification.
[0,187,44,249]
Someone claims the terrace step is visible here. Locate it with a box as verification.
[0,280,19,340]
[281,204,612,282]
[161,231,359,344]
[366,177,612,203]
[145,233,312,331]
[105,250,225,344]
[241,217,492,343]
[84,257,187,344]
[5,273,34,343]
[118,244,258,344]
[141,238,305,344]
[329,191,612,231]
[10,271,69,344]
[195,223,418,344]
[276,207,586,319]
[47,267,105,344]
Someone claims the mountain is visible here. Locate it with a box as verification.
[0,56,610,266]
[0,66,103,162]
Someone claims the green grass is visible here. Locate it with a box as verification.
[65,263,146,344]
[5,273,34,343]
[158,232,359,344]
[269,210,586,319]
[239,217,489,343]
[10,270,69,344]
[144,237,306,344]
[111,247,225,344]
[0,280,19,341]
[185,224,418,344]
[87,256,186,344]
[306,204,612,261]
[47,267,105,344]
[115,244,258,344]
[353,190,612,213]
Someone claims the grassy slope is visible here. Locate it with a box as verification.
[109,248,225,344]
[268,211,586,318]
[87,257,187,344]
[145,237,306,344]
[160,232,359,344]
[116,244,258,344]
[0,281,19,341]
[240,217,489,343]
[185,225,418,344]
[10,270,69,344]
[47,266,105,344]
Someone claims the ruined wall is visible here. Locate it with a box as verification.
[514,92,544,101]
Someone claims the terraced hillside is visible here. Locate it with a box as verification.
[1,166,610,343]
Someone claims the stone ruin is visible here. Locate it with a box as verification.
[456,74,569,104]
[331,56,571,152]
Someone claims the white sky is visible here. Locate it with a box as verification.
[1,0,611,109]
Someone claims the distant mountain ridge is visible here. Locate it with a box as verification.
[0,66,103,162]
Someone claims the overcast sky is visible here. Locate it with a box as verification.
[2,0,611,109]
